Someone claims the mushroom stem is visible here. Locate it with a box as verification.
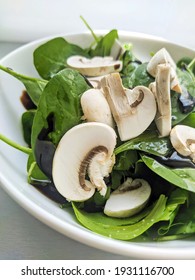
[147,48,182,93]
[154,63,172,137]
[79,146,108,191]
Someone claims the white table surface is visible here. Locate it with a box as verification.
[0,0,195,260]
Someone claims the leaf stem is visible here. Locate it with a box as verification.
[188,57,195,70]
[0,133,32,155]
[80,15,99,43]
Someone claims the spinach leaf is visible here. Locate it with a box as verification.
[115,130,171,157]
[27,153,48,182]
[89,30,118,57]
[33,37,89,80]
[133,160,175,199]
[21,110,36,146]
[114,150,138,171]
[0,64,47,105]
[31,68,90,150]
[177,57,195,75]
[156,188,188,235]
[177,67,195,98]
[171,90,193,126]
[121,49,142,88]
[72,195,167,240]
[122,63,154,89]
[179,112,195,127]
[141,154,195,193]
[156,192,195,240]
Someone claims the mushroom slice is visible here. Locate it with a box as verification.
[81,88,114,128]
[52,122,117,202]
[154,64,172,137]
[170,125,195,162]
[87,75,105,89]
[147,48,182,93]
[101,73,156,141]
[66,55,122,77]
[104,178,151,218]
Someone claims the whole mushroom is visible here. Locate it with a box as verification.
[80,88,115,128]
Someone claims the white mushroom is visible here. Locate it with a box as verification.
[87,75,105,89]
[101,73,157,141]
[81,88,115,128]
[66,55,122,77]
[147,48,182,93]
[170,125,195,162]
[104,178,151,218]
[52,122,117,202]
[153,63,172,137]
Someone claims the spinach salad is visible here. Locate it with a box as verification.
[1,28,195,242]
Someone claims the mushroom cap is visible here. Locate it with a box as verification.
[170,125,195,161]
[147,48,176,77]
[66,55,122,77]
[147,48,182,93]
[81,88,115,128]
[52,122,117,202]
[104,178,151,218]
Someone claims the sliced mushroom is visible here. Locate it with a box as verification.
[101,73,157,141]
[147,48,182,93]
[52,122,117,202]
[87,75,105,89]
[81,88,115,128]
[67,55,122,77]
[104,178,151,218]
[154,63,172,137]
[170,125,195,162]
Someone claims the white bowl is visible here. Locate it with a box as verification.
[0,31,195,259]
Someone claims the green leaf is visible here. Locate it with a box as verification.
[33,37,89,80]
[114,150,138,171]
[179,112,195,127]
[0,64,47,105]
[21,110,36,146]
[115,130,171,157]
[177,67,195,98]
[27,153,48,182]
[141,154,195,193]
[72,195,167,240]
[89,30,118,57]
[123,63,154,89]
[157,188,188,235]
[31,68,90,150]
[171,90,193,126]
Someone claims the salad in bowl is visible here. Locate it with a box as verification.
[0,25,195,247]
